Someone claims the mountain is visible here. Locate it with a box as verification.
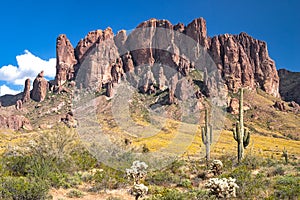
[0,17,297,137]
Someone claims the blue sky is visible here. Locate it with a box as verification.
[0,0,299,95]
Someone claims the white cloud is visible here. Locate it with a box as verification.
[0,50,56,86]
[0,85,21,96]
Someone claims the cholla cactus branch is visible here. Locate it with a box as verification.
[209,160,223,176]
[126,161,149,200]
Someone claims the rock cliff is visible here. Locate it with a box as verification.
[278,69,300,104]
[62,17,280,101]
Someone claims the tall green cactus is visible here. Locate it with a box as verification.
[233,88,250,163]
[202,108,213,161]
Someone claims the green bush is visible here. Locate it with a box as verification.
[0,176,49,200]
[146,188,213,200]
[89,167,127,192]
[226,166,270,199]
[48,172,81,189]
[71,150,97,171]
[66,189,84,198]
[273,176,300,199]
[146,188,186,200]
[147,171,180,186]
[267,166,285,177]
[178,179,192,189]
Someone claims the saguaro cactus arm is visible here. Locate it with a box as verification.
[243,127,250,148]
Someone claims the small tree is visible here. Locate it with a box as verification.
[126,161,148,200]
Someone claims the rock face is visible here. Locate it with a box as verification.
[278,69,300,104]
[0,114,32,130]
[31,71,48,102]
[54,17,280,102]
[22,78,31,103]
[55,34,77,86]
[74,28,119,90]
[228,98,239,114]
[209,32,280,97]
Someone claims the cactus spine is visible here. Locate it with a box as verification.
[233,88,250,163]
[202,108,213,161]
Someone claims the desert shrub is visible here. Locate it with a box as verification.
[106,197,122,200]
[89,167,127,192]
[2,154,56,179]
[146,188,186,200]
[3,125,80,176]
[267,166,285,177]
[48,172,81,189]
[71,149,97,171]
[273,176,300,199]
[66,189,84,198]
[240,155,264,170]
[147,187,212,200]
[147,170,180,186]
[226,166,270,198]
[178,179,192,189]
[0,176,49,200]
[218,154,235,171]
[169,160,186,174]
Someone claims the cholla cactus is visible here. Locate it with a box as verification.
[126,160,148,184]
[129,183,149,200]
[205,177,239,198]
[209,160,223,176]
[126,161,149,200]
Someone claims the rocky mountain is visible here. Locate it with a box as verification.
[71,18,279,100]
[0,17,296,130]
[278,69,300,104]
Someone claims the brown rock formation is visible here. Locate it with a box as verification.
[274,101,286,111]
[61,111,78,128]
[106,81,113,97]
[209,32,280,97]
[22,78,31,103]
[54,17,280,101]
[0,114,32,130]
[278,69,300,104]
[15,100,22,110]
[31,71,48,102]
[122,52,134,73]
[228,98,239,114]
[55,34,77,86]
[111,58,124,84]
[74,28,119,90]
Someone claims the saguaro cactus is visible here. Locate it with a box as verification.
[202,108,213,161]
[233,88,250,163]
